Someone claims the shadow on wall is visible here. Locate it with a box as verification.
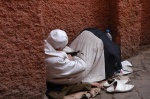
[140,0,150,45]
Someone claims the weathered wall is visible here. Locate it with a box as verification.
[0,0,149,98]
[117,0,142,59]
[0,0,46,99]
[42,0,110,42]
[140,0,150,45]
[109,0,120,44]
[0,0,110,98]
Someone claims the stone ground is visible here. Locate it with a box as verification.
[44,45,150,99]
[91,45,150,99]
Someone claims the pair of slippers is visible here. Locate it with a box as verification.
[103,76,134,93]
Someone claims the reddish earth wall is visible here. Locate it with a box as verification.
[109,0,120,44]
[140,0,150,45]
[0,1,46,99]
[0,0,149,98]
[117,0,142,59]
[0,0,110,98]
[43,0,110,42]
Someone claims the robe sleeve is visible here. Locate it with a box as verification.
[45,54,87,78]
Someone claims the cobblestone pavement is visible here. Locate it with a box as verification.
[91,46,150,99]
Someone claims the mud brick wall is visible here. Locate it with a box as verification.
[0,0,110,98]
[42,0,110,42]
[0,0,149,98]
[0,1,46,99]
[109,0,120,44]
[117,0,142,59]
[140,0,150,45]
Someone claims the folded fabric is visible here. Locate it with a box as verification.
[46,82,92,99]
[64,88,101,99]
[106,80,134,93]
[82,88,101,98]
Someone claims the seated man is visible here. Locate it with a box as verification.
[45,29,105,85]
[45,29,134,99]
[45,29,106,98]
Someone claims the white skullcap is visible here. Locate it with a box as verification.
[46,29,68,49]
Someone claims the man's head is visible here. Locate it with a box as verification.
[46,29,68,50]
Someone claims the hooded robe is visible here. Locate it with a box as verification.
[45,30,105,84]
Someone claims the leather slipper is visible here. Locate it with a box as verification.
[106,80,134,93]
[122,65,133,72]
[103,76,129,88]
[121,60,133,67]
[116,75,130,84]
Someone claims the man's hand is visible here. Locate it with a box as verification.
[67,54,73,61]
